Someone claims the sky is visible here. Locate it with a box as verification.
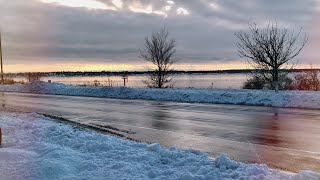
[0,0,319,73]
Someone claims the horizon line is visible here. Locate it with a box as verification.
[4,68,320,75]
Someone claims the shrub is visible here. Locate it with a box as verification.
[291,70,320,91]
[3,78,15,85]
[243,76,265,89]
[25,73,43,82]
[1,78,25,85]
[243,70,320,91]
[105,78,118,87]
[243,74,293,90]
[83,80,102,87]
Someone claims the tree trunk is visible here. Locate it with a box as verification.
[158,67,162,88]
[274,68,279,92]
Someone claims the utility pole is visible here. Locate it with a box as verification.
[0,31,3,85]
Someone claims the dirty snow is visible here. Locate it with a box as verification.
[1,81,320,109]
[0,112,320,179]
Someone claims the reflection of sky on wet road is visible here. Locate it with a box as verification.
[1,92,320,172]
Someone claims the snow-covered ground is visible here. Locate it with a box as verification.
[0,111,319,180]
[1,81,320,109]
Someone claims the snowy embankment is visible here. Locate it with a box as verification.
[1,81,320,109]
[1,112,319,180]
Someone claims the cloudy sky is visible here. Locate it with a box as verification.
[0,0,319,72]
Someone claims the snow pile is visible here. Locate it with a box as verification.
[1,81,320,109]
[1,112,320,179]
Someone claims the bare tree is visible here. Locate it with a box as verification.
[235,21,308,92]
[140,28,177,88]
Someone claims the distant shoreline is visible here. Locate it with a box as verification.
[4,69,320,77]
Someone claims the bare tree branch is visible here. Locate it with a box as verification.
[235,21,308,91]
[140,28,177,88]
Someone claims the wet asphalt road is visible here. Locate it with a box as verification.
[0,92,320,172]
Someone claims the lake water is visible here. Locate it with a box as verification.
[14,74,248,89]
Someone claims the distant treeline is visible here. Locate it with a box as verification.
[4,69,320,78]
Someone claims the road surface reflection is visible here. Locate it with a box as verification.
[0,92,320,172]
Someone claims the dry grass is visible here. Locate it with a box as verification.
[1,78,25,85]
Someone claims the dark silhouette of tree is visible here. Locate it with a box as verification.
[235,21,308,92]
[140,28,177,88]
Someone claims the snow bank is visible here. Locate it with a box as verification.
[1,112,320,179]
[1,81,320,109]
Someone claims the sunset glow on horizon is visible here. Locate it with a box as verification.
[4,61,319,73]
[4,63,243,73]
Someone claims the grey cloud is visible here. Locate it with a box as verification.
[0,0,318,67]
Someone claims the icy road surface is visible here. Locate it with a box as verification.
[1,92,320,173]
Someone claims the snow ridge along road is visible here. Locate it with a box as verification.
[2,111,320,180]
[1,81,320,109]
[1,91,320,173]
